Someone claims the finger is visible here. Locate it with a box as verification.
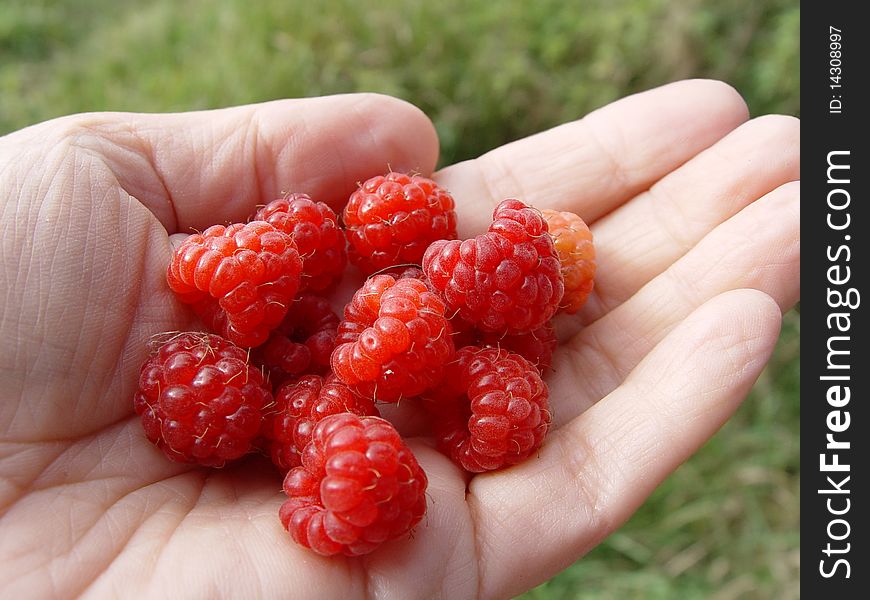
[434,79,749,237]
[550,181,799,421]
[470,289,782,599]
[580,115,800,323]
[53,94,439,233]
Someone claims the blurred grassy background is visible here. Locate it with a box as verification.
[1,0,799,597]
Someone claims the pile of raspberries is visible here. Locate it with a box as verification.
[134,171,596,557]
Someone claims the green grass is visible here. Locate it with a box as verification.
[1,1,800,597]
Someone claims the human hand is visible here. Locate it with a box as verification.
[0,80,799,599]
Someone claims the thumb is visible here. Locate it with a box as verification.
[31,93,439,233]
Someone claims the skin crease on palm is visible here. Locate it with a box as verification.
[0,80,799,599]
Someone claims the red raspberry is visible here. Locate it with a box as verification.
[279,413,428,556]
[253,293,340,387]
[262,375,379,471]
[451,317,557,373]
[424,346,550,473]
[542,209,596,314]
[133,332,272,467]
[423,199,564,334]
[167,221,303,348]
[331,275,455,403]
[253,194,347,292]
[343,172,457,274]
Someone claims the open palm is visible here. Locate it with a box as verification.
[0,80,799,599]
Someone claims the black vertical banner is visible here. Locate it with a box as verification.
[803,1,868,596]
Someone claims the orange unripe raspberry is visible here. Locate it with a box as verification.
[541,209,596,314]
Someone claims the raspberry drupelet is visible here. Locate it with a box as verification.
[331,274,455,403]
[423,199,564,334]
[133,332,272,467]
[423,346,550,473]
[541,208,596,314]
[167,221,303,348]
[380,264,425,281]
[253,293,340,387]
[279,413,428,556]
[261,374,379,471]
[253,194,347,292]
[343,172,457,275]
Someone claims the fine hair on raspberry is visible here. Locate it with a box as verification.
[451,317,558,373]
